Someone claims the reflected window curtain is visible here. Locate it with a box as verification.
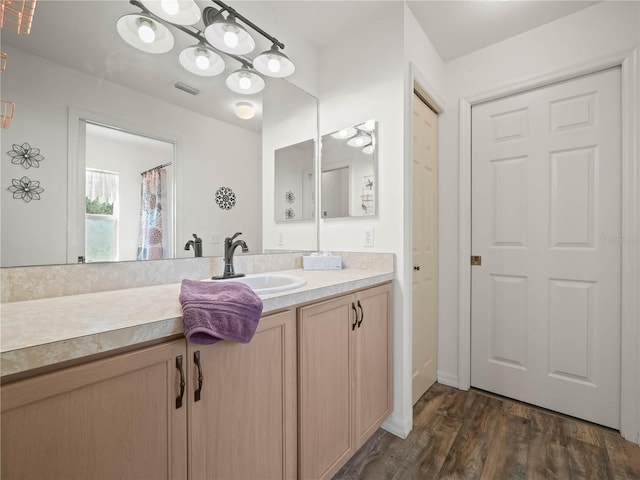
[85,169,119,262]
[86,169,118,206]
[137,167,167,260]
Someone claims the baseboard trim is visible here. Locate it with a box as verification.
[381,414,411,439]
[437,371,461,389]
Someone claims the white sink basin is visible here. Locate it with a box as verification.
[206,273,306,295]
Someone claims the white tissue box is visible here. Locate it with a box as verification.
[303,254,342,270]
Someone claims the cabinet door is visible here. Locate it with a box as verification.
[298,295,356,480]
[188,309,297,480]
[1,339,188,480]
[354,283,393,448]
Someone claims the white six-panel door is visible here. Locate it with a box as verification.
[471,68,621,428]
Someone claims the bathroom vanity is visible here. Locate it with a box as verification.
[0,266,393,480]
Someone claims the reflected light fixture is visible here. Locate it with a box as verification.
[253,44,295,78]
[116,13,174,53]
[362,144,375,155]
[204,13,255,55]
[234,102,255,119]
[226,66,265,94]
[140,0,201,25]
[347,132,372,148]
[330,127,357,140]
[179,43,225,76]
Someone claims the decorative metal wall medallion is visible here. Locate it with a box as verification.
[285,190,295,204]
[8,143,44,168]
[284,208,295,220]
[8,176,44,202]
[215,186,236,210]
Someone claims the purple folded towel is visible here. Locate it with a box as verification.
[179,279,263,345]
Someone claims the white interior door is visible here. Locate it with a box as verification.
[412,92,438,404]
[471,68,622,428]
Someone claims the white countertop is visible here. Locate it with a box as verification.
[1,268,393,377]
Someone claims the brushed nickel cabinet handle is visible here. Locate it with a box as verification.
[357,300,364,328]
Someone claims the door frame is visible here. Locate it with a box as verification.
[458,48,639,444]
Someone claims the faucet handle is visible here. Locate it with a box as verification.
[229,232,243,241]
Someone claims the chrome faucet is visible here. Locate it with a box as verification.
[184,233,202,257]
[218,232,249,278]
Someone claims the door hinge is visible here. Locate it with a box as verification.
[471,255,482,266]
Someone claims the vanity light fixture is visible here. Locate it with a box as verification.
[234,102,255,119]
[179,43,225,76]
[119,0,295,97]
[362,144,374,155]
[226,66,265,95]
[253,44,295,78]
[116,13,174,53]
[204,13,255,55]
[140,0,201,26]
[330,127,357,140]
[347,132,372,148]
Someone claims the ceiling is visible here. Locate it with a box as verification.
[405,0,600,61]
[2,0,602,130]
[266,1,600,61]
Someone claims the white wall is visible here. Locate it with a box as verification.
[262,78,318,252]
[318,1,410,436]
[1,46,261,267]
[400,2,448,437]
[436,0,640,388]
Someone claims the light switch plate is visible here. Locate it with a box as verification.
[364,227,374,247]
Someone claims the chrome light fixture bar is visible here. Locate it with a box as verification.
[120,0,295,96]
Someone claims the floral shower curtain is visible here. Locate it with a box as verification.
[137,167,167,260]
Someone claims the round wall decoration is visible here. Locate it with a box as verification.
[215,186,236,210]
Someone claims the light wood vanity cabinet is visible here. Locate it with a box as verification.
[1,339,188,480]
[1,283,391,480]
[298,283,392,480]
[187,309,297,480]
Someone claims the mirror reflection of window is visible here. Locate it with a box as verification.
[321,120,376,219]
[84,123,174,262]
[85,169,119,263]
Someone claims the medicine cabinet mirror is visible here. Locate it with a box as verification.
[321,119,376,219]
[274,139,315,223]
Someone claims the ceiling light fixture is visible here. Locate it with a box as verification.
[234,102,255,120]
[120,0,295,97]
[116,13,175,53]
[226,66,265,95]
[179,43,225,76]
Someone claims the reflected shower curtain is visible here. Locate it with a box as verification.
[137,167,167,260]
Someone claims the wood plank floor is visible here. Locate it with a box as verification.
[333,383,640,480]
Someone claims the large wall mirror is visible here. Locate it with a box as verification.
[321,120,377,219]
[274,139,315,223]
[1,0,318,267]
